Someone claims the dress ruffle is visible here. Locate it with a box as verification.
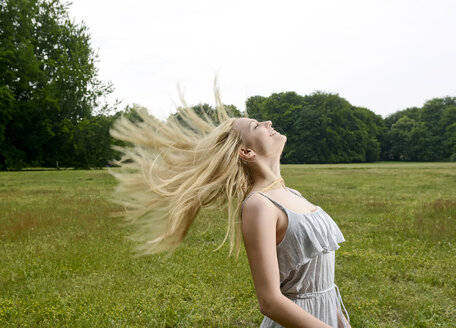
[255,188,346,280]
[276,206,345,273]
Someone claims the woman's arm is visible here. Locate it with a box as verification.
[241,195,332,328]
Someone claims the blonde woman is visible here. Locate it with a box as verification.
[108,83,351,328]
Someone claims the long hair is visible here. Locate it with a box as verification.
[108,82,253,258]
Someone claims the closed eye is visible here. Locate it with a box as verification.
[255,124,259,129]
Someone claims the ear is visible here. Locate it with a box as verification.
[238,146,256,161]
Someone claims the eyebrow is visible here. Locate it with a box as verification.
[249,120,257,131]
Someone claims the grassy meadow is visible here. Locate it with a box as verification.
[1,162,455,327]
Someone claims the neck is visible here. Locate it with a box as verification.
[249,157,285,192]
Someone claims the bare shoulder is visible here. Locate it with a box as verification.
[241,193,277,224]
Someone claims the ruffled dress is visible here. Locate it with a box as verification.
[242,187,350,328]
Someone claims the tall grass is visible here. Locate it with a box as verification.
[1,162,455,327]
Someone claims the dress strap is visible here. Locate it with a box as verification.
[256,192,288,213]
[241,191,258,207]
[240,190,289,217]
[241,187,303,213]
[240,191,259,217]
[334,284,350,328]
[286,187,306,200]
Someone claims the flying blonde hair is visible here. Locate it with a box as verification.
[108,80,253,258]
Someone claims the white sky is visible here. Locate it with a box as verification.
[68,0,456,120]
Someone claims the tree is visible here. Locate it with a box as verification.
[382,97,456,161]
[441,106,456,160]
[0,0,114,169]
[246,91,384,164]
[353,106,385,162]
[387,116,420,160]
[71,115,119,169]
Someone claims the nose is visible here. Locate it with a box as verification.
[266,121,272,128]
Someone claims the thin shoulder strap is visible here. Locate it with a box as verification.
[241,186,303,214]
[286,187,304,199]
[256,192,288,213]
[241,190,288,214]
[242,187,302,205]
[242,191,257,207]
[240,192,257,217]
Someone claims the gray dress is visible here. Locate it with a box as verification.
[242,187,350,328]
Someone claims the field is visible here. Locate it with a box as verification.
[1,162,455,327]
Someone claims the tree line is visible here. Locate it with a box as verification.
[246,92,456,163]
[1,0,455,170]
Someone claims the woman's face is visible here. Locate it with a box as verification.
[232,118,287,161]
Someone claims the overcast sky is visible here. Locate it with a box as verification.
[68,0,456,120]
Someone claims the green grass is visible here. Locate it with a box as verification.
[1,162,455,327]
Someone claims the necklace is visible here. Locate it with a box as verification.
[258,177,286,193]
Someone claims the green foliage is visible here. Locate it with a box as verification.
[246,91,385,163]
[71,115,118,169]
[0,0,454,168]
[247,91,455,163]
[382,97,456,161]
[0,0,114,170]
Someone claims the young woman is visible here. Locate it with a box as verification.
[108,85,351,328]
